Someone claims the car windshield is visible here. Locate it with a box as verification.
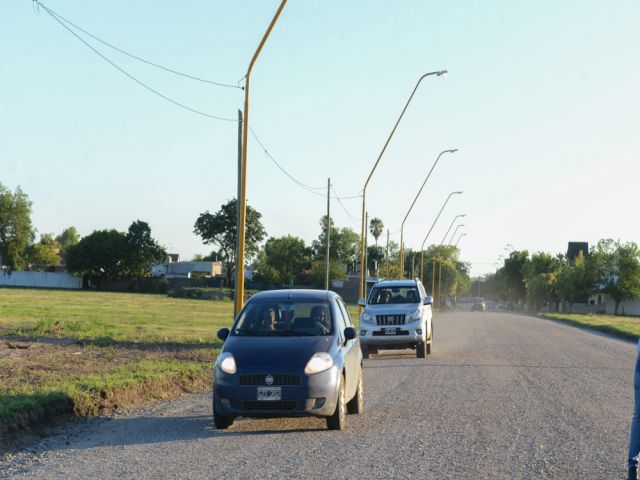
[231,300,334,336]
[368,286,421,305]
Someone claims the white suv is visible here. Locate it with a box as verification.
[358,279,433,359]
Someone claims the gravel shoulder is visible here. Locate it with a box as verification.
[1,311,633,479]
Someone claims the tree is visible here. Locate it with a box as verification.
[0,183,34,270]
[555,252,595,313]
[193,199,266,284]
[312,216,360,270]
[367,245,385,276]
[26,234,61,270]
[369,218,384,247]
[253,235,312,285]
[55,227,80,252]
[591,239,640,315]
[66,229,129,279]
[124,220,166,278]
[307,260,346,289]
[499,250,529,302]
[522,252,562,310]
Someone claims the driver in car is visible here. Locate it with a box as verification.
[259,307,277,331]
[310,306,330,335]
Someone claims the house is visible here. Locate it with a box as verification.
[151,259,222,279]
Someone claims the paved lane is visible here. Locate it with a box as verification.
[1,311,634,479]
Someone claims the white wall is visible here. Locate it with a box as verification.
[603,295,640,316]
[0,271,82,289]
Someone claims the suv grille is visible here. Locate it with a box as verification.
[240,374,300,386]
[376,314,406,325]
[243,401,298,410]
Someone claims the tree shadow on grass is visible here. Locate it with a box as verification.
[1,335,222,352]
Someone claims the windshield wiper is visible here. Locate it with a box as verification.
[278,331,317,336]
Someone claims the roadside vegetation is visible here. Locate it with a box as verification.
[539,312,640,341]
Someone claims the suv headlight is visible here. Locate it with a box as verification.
[305,352,334,375]
[361,311,375,323]
[406,310,421,322]
[216,352,237,375]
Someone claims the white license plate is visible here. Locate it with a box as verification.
[257,387,282,401]
[384,327,397,335]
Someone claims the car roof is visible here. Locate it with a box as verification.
[248,289,336,302]
[371,279,419,288]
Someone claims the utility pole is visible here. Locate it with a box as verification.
[438,259,443,307]
[431,258,436,300]
[325,178,331,290]
[234,109,243,318]
[363,211,369,300]
[385,229,390,278]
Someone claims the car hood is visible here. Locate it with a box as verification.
[223,335,333,367]
[363,304,421,315]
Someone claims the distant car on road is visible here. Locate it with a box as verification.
[358,278,433,359]
[213,289,363,431]
[471,297,486,312]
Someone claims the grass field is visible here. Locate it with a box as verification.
[540,312,640,341]
[0,288,360,432]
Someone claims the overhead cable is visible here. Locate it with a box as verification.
[34,0,242,90]
[36,1,237,122]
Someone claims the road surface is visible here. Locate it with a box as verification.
[1,311,634,479]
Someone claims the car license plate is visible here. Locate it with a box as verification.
[257,387,281,401]
[384,327,396,335]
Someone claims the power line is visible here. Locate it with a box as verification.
[331,184,361,226]
[36,1,238,122]
[34,0,242,90]
[249,127,362,200]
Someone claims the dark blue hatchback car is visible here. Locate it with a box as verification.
[213,289,363,430]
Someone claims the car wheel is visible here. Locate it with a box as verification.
[327,375,346,430]
[361,345,371,359]
[212,392,233,430]
[347,368,364,415]
[416,341,427,358]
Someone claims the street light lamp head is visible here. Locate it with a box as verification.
[436,70,448,77]
[454,191,463,195]
[449,148,458,153]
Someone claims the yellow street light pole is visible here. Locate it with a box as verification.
[447,223,465,245]
[418,191,463,281]
[358,70,448,305]
[431,257,436,298]
[454,232,467,248]
[440,214,466,245]
[399,149,457,277]
[235,0,288,316]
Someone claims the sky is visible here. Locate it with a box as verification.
[2,0,639,276]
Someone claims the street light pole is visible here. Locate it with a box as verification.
[234,0,288,316]
[358,70,448,304]
[455,232,467,248]
[418,191,463,281]
[447,223,465,245]
[399,148,458,277]
[440,214,465,245]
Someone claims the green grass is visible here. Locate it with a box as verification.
[0,288,234,345]
[540,313,640,341]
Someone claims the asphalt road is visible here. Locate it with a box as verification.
[1,311,635,479]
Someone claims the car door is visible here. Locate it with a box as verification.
[336,297,359,399]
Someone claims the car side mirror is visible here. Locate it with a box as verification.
[344,327,357,341]
[423,296,433,305]
[217,328,230,341]
[357,298,366,307]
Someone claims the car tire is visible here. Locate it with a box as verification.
[361,345,371,359]
[327,376,346,430]
[416,341,427,358]
[212,392,233,430]
[346,368,364,415]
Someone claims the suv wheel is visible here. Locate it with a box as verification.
[416,341,427,358]
[361,345,371,359]
[327,376,346,430]
[346,369,364,415]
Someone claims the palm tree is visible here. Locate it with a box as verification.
[369,218,384,247]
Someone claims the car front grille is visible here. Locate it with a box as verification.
[240,374,300,386]
[376,314,406,325]
[243,401,298,410]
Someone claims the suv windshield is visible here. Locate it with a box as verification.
[232,300,334,336]
[368,286,421,305]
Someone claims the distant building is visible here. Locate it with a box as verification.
[567,242,589,265]
[151,260,222,278]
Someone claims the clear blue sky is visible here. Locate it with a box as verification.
[2,0,639,276]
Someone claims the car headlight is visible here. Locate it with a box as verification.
[304,352,334,375]
[407,310,421,322]
[360,311,375,323]
[217,352,237,375]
